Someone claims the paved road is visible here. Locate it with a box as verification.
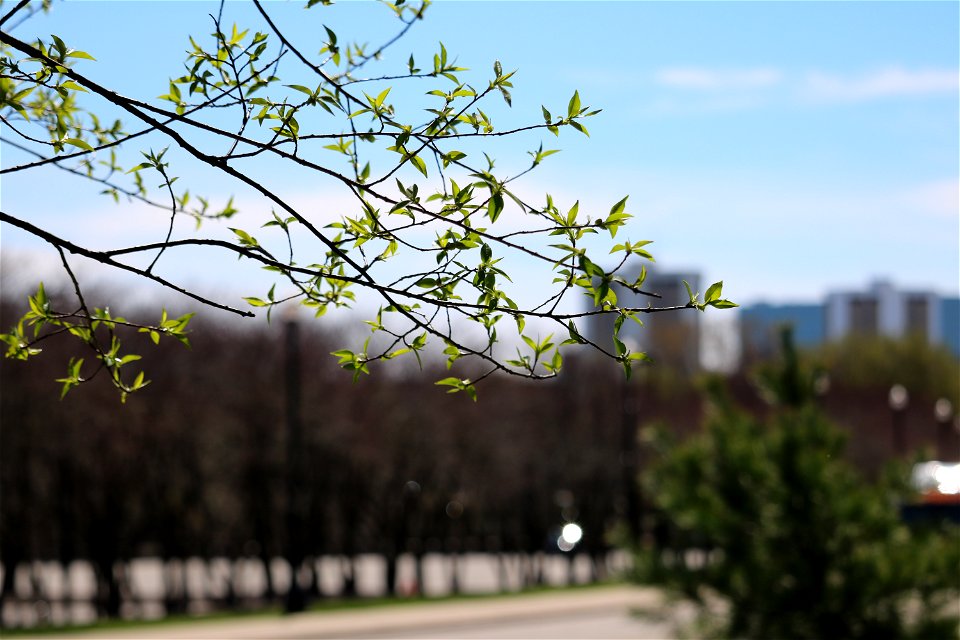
[349,606,686,639]
[28,585,693,639]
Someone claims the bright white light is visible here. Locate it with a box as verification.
[934,463,960,495]
[556,523,584,553]
[561,523,583,545]
[888,384,909,410]
[911,462,960,495]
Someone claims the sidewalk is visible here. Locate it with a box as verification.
[26,585,675,639]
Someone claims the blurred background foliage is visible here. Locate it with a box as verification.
[2,286,958,631]
[0,283,638,624]
[813,334,959,403]
[639,329,960,639]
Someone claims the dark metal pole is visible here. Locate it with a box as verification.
[620,374,641,546]
[934,399,954,460]
[284,315,306,613]
[889,384,909,455]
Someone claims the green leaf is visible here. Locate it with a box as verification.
[487,193,504,222]
[521,334,537,352]
[50,34,67,57]
[547,349,563,373]
[323,25,338,46]
[561,320,585,346]
[55,357,84,399]
[567,90,581,118]
[230,227,258,246]
[705,281,723,303]
[59,80,87,93]
[682,279,696,303]
[411,332,428,350]
[286,84,314,97]
[66,50,96,61]
[62,138,94,152]
[435,377,477,401]
[609,196,628,217]
[410,155,428,177]
[568,120,589,137]
[130,370,149,391]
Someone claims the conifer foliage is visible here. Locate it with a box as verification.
[641,329,960,639]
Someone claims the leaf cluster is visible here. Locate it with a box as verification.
[0,283,193,401]
[0,0,735,399]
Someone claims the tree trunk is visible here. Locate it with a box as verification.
[94,558,122,619]
[259,552,275,602]
[0,558,19,626]
[341,556,356,598]
[385,552,399,597]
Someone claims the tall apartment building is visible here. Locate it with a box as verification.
[825,281,942,342]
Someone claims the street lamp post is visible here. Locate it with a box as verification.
[284,312,307,613]
[934,398,954,460]
[888,384,909,454]
[620,371,641,546]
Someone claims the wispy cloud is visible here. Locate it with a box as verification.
[638,95,768,117]
[804,66,959,102]
[655,67,783,90]
[893,179,959,219]
[648,65,958,112]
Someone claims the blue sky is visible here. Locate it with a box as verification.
[2,0,958,319]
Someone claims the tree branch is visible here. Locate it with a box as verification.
[0,211,254,317]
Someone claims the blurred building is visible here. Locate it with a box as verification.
[740,303,825,360]
[825,281,942,341]
[740,280,960,358]
[943,297,960,356]
[586,265,702,373]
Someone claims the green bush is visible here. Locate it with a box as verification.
[638,331,960,639]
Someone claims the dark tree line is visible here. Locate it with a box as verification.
[0,289,647,626]
[2,289,955,628]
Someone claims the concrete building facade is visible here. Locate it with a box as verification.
[825,280,942,343]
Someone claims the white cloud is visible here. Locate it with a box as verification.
[893,179,959,219]
[804,67,959,102]
[639,94,768,116]
[655,67,783,90]
[646,65,958,114]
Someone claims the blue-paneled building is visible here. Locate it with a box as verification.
[942,297,960,357]
[740,303,825,359]
[740,281,960,360]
